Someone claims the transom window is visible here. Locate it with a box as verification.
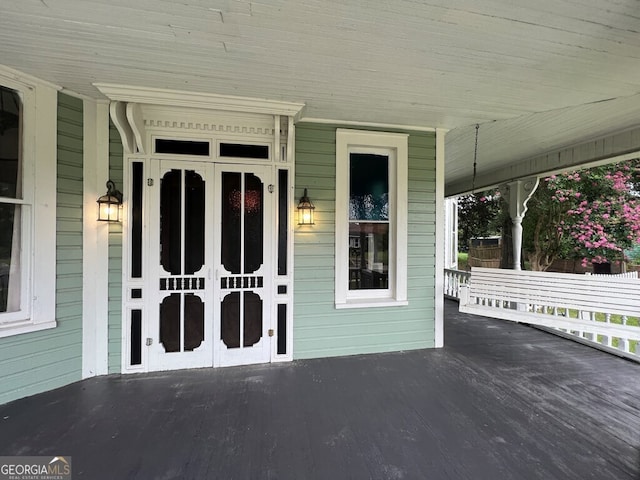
[335,129,408,308]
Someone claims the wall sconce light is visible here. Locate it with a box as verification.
[297,188,315,225]
[97,180,123,222]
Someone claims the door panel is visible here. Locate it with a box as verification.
[146,160,272,371]
[148,160,214,371]
[214,165,272,367]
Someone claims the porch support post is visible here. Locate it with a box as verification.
[82,99,110,377]
[505,177,539,270]
[435,128,447,348]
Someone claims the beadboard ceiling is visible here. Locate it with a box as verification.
[3,0,640,192]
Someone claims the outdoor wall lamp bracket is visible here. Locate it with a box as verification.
[97,180,123,222]
[297,188,315,225]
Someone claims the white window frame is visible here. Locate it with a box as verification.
[0,67,58,338]
[335,129,408,309]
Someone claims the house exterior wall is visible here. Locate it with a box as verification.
[0,92,84,405]
[293,123,436,359]
[101,121,437,371]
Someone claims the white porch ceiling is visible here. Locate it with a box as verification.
[3,0,640,193]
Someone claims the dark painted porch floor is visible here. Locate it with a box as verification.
[1,300,640,479]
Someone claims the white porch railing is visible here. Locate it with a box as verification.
[590,271,638,279]
[444,268,470,301]
[457,268,640,361]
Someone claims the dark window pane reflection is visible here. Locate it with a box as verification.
[348,222,389,290]
[0,203,20,313]
[0,86,22,199]
[349,153,388,221]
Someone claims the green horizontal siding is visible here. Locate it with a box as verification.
[293,123,436,359]
[0,93,83,405]
[108,122,123,373]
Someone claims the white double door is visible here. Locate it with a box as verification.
[146,160,273,371]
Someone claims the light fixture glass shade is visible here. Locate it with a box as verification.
[297,188,315,225]
[97,180,123,222]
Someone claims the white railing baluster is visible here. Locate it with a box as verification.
[444,269,471,302]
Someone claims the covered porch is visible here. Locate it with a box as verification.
[1,300,638,479]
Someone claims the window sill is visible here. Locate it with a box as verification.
[0,320,57,339]
[335,299,409,310]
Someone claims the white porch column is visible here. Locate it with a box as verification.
[82,99,110,377]
[435,128,447,348]
[505,177,539,270]
[444,197,459,270]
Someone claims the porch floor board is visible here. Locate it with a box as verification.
[1,300,639,479]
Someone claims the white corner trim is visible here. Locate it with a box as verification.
[434,128,447,348]
[93,83,305,117]
[61,88,109,102]
[0,65,62,91]
[31,83,58,330]
[301,117,437,132]
[82,100,110,378]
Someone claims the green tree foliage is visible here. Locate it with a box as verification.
[457,192,504,252]
[522,182,570,271]
[523,159,640,270]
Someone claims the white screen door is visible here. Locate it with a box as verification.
[146,160,272,371]
[213,164,272,367]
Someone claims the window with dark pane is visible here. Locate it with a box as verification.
[0,86,22,313]
[277,304,287,354]
[131,162,143,278]
[155,139,209,156]
[219,143,268,159]
[348,153,390,291]
[0,86,21,199]
[130,309,142,365]
[277,169,288,275]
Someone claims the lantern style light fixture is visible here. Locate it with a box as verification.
[97,180,123,222]
[297,188,315,225]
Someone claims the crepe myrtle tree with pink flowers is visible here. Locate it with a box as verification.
[523,159,640,271]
